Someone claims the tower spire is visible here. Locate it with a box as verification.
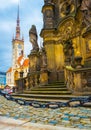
[16,3,20,39]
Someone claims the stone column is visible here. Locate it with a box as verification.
[83,29,91,67]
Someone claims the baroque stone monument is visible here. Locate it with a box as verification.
[27,25,48,88]
[40,0,91,93]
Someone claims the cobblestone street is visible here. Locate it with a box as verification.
[0,95,91,130]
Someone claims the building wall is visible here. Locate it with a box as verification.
[12,39,24,68]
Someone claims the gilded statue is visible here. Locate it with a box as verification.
[29,25,39,52]
[80,0,91,28]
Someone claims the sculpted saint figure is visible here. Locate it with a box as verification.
[29,25,39,52]
[44,0,51,4]
[80,0,91,28]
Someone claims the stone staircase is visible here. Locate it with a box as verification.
[11,81,88,102]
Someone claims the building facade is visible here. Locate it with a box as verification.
[6,6,29,88]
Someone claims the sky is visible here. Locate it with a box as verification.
[0,0,44,72]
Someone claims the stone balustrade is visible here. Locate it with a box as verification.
[65,66,91,94]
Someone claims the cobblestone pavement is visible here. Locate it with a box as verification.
[0,117,82,130]
[0,95,91,129]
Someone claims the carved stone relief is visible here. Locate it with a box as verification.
[59,0,75,18]
[58,19,75,42]
[80,0,91,28]
[82,71,91,88]
[44,9,54,28]
[86,39,91,52]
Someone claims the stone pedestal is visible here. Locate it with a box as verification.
[28,50,40,88]
[40,70,48,85]
[28,50,40,72]
[83,28,91,67]
[74,56,82,68]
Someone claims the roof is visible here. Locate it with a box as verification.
[17,55,24,66]
[7,67,12,73]
[22,59,29,67]
[17,55,29,67]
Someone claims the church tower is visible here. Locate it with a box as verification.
[12,5,24,68]
[6,4,29,88]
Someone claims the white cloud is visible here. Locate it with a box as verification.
[0,21,15,33]
[0,0,19,9]
[0,0,44,72]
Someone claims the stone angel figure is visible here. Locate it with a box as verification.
[29,25,39,52]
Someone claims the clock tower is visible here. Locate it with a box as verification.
[12,5,24,68]
[6,5,29,88]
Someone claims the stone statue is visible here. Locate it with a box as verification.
[80,0,91,28]
[29,25,39,52]
[44,0,51,4]
[42,48,47,67]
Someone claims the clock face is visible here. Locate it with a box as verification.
[18,44,22,49]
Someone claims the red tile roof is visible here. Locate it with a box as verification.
[22,59,29,67]
[7,67,12,73]
[17,55,24,66]
[17,55,29,67]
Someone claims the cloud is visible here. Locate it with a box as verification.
[0,0,19,9]
[0,0,44,72]
[0,21,15,33]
